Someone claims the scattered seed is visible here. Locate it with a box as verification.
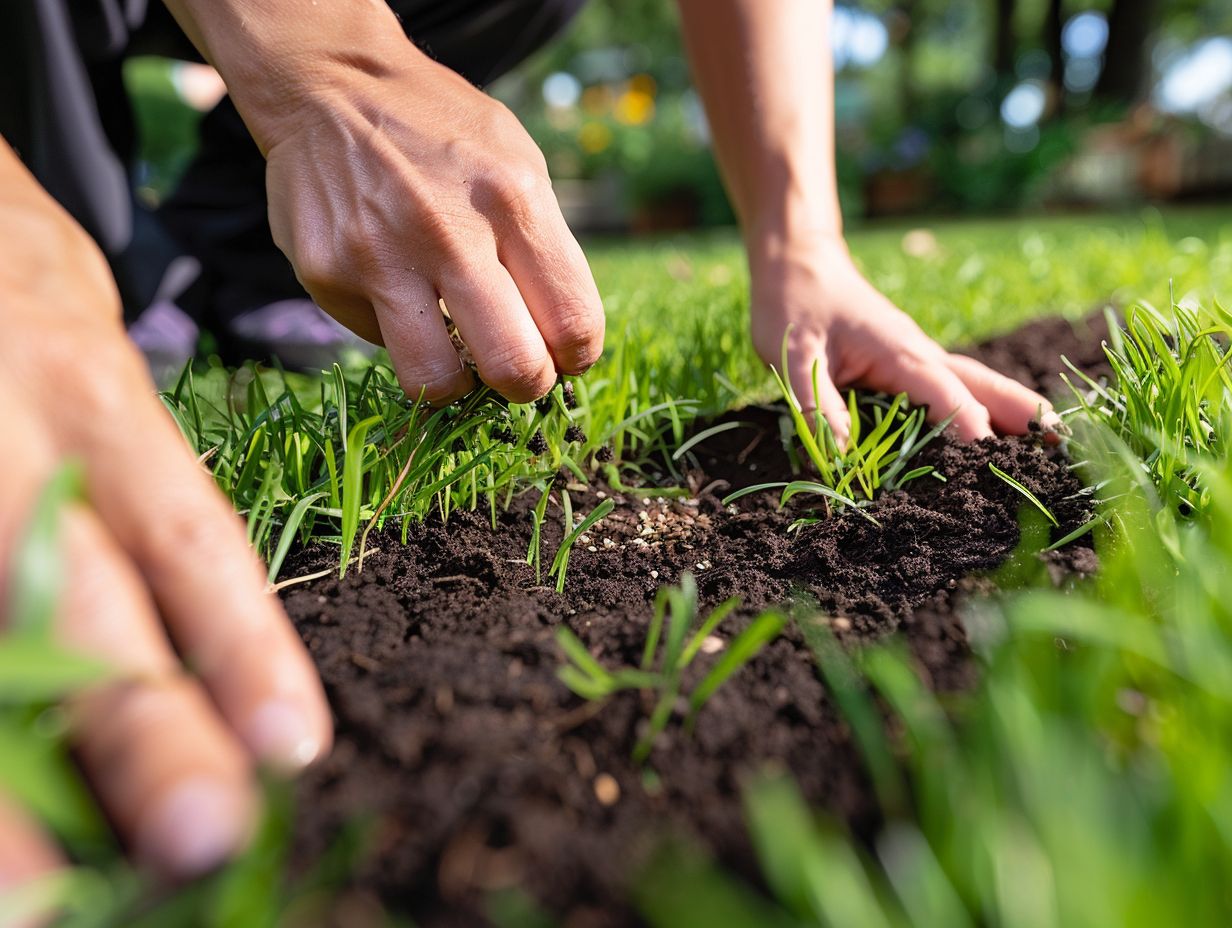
[650,569,660,579]
[594,773,621,806]
[832,616,852,632]
[587,545,598,552]
[700,635,724,654]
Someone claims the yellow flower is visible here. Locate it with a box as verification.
[615,89,655,126]
[579,121,613,154]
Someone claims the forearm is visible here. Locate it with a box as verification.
[675,0,841,247]
[158,0,425,153]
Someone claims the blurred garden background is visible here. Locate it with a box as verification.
[128,0,1232,231]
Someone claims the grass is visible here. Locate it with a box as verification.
[636,297,1232,928]
[555,573,787,763]
[1062,299,1232,517]
[4,207,1232,925]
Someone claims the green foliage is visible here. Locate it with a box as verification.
[639,299,1232,928]
[1063,299,1232,517]
[555,574,786,763]
[721,341,949,525]
[988,462,1059,527]
[548,494,616,593]
[161,359,697,579]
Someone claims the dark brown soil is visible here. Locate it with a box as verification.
[279,313,1108,927]
[958,308,1114,400]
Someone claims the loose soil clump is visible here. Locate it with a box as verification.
[280,313,1108,926]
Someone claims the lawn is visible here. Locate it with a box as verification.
[3,208,1232,927]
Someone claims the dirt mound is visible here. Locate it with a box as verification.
[279,313,1104,927]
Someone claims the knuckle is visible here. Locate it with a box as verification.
[396,366,468,406]
[479,343,554,402]
[547,296,605,371]
[480,164,552,221]
[293,249,339,295]
[414,207,472,268]
[142,500,245,578]
[71,341,150,424]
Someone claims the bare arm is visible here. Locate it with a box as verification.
[676,0,1053,442]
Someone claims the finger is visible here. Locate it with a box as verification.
[296,287,385,347]
[944,354,1059,435]
[785,332,851,449]
[498,206,605,374]
[437,261,556,403]
[71,389,332,774]
[0,791,64,924]
[58,508,257,879]
[0,415,257,881]
[372,277,474,405]
[884,351,993,441]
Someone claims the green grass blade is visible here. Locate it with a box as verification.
[989,463,1059,527]
[266,491,328,584]
[688,610,786,715]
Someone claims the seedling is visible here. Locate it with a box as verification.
[548,492,616,593]
[721,333,951,526]
[555,574,787,762]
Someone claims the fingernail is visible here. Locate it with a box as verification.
[244,699,323,771]
[136,778,250,879]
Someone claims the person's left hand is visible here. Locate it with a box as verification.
[748,231,1056,447]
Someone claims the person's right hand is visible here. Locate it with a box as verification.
[0,143,331,903]
[162,0,605,407]
[259,32,605,406]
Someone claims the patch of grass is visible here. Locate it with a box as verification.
[636,299,1232,928]
[162,361,668,578]
[721,345,950,525]
[555,573,786,763]
[1063,299,1232,517]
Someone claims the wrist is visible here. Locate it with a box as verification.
[171,0,419,153]
[743,193,844,263]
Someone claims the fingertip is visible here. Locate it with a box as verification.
[135,776,257,880]
[242,695,332,774]
[950,406,994,442]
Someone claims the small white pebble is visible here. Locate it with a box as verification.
[833,616,852,632]
[602,537,616,549]
[650,569,660,579]
[587,545,598,553]
[695,562,707,571]
[700,635,724,654]
[596,490,607,499]
[580,534,591,545]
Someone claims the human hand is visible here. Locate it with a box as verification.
[252,33,604,406]
[0,151,331,892]
[748,232,1055,446]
